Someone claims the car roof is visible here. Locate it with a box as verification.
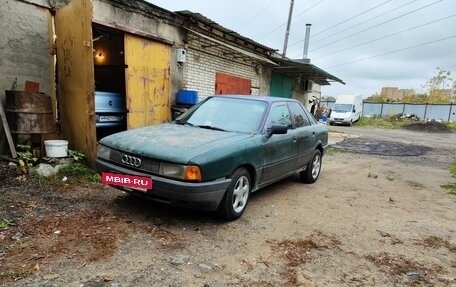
[207,95,299,104]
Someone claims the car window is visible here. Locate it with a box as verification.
[288,102,311,128]
[269,103,292,127]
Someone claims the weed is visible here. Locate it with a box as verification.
[386,176,395,181]
[57,162,100,183]
[0,219,15,229]
[16,145,38,173]
[68,149,86,163]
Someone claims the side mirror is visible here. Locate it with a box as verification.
[266,125,288,138]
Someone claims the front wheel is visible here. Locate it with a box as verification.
[218,168,251,220]
[300,149,322,183]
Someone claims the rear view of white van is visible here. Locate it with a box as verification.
[329,94,363,126]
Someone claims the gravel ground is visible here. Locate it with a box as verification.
[1,125,456,287]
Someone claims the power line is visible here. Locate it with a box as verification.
[310,0,443,52]
[313,14,456,60]
[322,34,456,69]
[313,0,392,37]
[257,0,324,41]
[287,0,419,54]
[236,0,278,31]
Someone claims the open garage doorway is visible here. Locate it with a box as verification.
[92,24,127,141]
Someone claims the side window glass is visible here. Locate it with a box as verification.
[289,102,310,128]
[269,104,292,127]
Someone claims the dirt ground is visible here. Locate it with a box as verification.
[1,125,456,287]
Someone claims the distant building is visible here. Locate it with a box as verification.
[380,87,399,101]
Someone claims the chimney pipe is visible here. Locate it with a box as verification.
[303,23,311,59]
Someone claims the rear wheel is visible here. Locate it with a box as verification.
[300,149,322,183]
[218,168,251,220]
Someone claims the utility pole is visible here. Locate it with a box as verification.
[282,0,294,58]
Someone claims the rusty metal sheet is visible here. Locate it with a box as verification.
[55,0,97,163]
[215,72,251,95]
[124,34,171,129]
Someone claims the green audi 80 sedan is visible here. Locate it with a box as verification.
[96,95,328,220]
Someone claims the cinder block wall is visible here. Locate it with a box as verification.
[0,0,52,99]
[183,46,270,101]
[0,0,52,154]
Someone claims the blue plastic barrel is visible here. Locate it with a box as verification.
[177,90,198,105]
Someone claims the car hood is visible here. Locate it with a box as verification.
[99,123,254,163]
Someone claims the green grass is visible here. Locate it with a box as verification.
[447,121,456,131]
[442,161,456,195]
[356,116,456,131]
[32,162,101,186]
[356,117,413,129]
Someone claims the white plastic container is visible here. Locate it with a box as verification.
[44,140,69,158]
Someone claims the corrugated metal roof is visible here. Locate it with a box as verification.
[177,10,344,86]
[272,58,345,85]
[177,10,277,55]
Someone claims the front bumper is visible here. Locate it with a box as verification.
[95,158,231,211]
[329,118,351,124]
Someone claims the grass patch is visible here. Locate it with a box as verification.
[356,116,456,131]
[356,117,409,129]
[442,161,456,196]
[324,147,341,156]
[31,162,101,186]
[447,121,456,131]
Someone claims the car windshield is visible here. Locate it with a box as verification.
[176,97,268,133]
[333,104,353,113]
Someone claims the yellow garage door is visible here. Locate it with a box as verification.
[124,35,171,129]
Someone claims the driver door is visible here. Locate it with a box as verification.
[259,102,298,186]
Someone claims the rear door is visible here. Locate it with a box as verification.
[258,102,297,186]
[288,102,316,169]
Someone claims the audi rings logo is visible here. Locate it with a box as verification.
[121,154,142,167]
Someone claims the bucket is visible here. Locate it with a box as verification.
[177,90,198,105]
[44,140,68,158]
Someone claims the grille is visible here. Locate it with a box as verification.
[110,149,160,174]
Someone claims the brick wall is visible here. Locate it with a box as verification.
[182,45,270,101]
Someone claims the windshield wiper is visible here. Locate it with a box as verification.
[175,120,194,126]
[197,125,226,132]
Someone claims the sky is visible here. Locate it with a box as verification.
[147,0,456,99]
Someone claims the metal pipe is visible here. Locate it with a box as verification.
[303,23,311,59]
[282,0,294,58]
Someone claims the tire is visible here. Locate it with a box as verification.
[218,168,251,220]
[300,149,322,184]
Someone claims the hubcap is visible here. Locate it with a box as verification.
[232,175,249,213]
[311,154,321,179]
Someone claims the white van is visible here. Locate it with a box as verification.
[328,94,363,126]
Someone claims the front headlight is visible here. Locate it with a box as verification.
[160,162,201,182]
[97,144,111,160]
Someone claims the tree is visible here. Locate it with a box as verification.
[365,93,387,102]
[423,68,455,104]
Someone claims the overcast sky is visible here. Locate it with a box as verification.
[148,0,456,98]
